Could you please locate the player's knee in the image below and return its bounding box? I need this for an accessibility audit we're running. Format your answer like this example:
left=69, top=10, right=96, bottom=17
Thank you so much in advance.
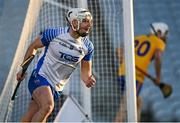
left=137, top=96, right=142, bottom=108
left=41, top=102, right=54, bottom=115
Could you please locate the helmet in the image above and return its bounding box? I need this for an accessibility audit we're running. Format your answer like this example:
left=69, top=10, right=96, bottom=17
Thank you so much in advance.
left=66, top=8, right=92, bottom=22
left=66, top=8, right=93, bottom=31
left=150, top=22, right=169, bottom=38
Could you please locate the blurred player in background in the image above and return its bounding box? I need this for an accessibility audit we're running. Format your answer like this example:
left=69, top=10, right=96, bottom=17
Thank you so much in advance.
left=115, top=22, right=169, bottom=122
left=16, top=8, right=96, bottom=122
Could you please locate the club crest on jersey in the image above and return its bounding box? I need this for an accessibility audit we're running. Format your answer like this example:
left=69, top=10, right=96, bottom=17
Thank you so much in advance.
left=59, top=51, right=79, bottom=62
left=77, top=47, right=83, bottom=54
left=70, top=45, right=74, bottom=50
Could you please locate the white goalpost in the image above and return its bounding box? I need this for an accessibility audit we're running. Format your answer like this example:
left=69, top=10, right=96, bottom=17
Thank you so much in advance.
left=123, top=0, right=137, bottom=121
left=0, top=0, right=137, bottom=122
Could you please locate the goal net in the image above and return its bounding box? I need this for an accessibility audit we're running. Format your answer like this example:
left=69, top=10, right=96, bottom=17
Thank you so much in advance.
left=0, top=0, right=136, bottom=122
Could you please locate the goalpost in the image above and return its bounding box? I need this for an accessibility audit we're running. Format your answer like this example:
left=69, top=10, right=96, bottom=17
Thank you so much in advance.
left=123, top=0, right=137, bottom=121
left=0, top=0, right=137, bottom=122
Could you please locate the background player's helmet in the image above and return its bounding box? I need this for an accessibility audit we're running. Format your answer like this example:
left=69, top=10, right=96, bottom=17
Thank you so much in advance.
left=150, top=22, right=169, bottom=39
left=66, top=8, right=93, bottom=31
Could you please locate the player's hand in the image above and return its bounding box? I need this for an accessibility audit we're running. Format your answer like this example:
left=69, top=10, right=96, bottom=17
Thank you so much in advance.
left=84, top=75, right=96, bottom=88
left=159, top=83, right=172, bottom=98
left=154, top=78, right=161, bottom=86
left=16, top=67, right=27, bottom=82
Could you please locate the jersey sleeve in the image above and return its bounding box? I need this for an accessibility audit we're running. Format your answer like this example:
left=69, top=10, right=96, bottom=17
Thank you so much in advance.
left=40, top=28, right=61, bottom=46
left=156, top=38, right=166, bottom=52
left=83, top=40, right=94, bottom=61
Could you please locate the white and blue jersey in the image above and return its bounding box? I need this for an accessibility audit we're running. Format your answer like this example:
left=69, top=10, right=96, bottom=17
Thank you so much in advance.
left=34, top=27, right=94, bottom=91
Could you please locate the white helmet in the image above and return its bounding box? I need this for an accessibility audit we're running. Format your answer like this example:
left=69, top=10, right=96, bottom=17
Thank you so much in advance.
left=66, top=8, right=93, bottom=31
left=150, top=22, right=169, bottom=38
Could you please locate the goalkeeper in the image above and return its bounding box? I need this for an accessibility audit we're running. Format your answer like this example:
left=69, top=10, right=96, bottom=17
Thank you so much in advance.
left=115, top=22, right=170, bottom=122
left=16, top=8, right=96, bottom=122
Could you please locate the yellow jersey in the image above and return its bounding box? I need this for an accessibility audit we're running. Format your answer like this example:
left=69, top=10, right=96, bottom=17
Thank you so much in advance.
left=118, top=35, right=166, bottom=83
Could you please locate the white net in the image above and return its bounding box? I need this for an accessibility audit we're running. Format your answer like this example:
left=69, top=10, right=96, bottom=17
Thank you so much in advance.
left=88, top=0, right=125, bottom=122
left=0, top=0, right=130, bottom=122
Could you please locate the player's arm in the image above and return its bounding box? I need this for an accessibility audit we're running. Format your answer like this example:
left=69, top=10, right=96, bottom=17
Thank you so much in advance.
left=116, top=47, right=124, bottom=65
left=23, top=37, right=44, bottom=62
left=154, top=48, right=163, bottom=85
left=16, top=37, right=44, bottom=81
left=81, top=60, right=96, bottom=88
left=154, top=48, right=173, bottom=98
left=17, top=28, right=59, bottom=81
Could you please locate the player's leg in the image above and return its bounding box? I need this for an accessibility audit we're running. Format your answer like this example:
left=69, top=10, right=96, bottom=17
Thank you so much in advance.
left=27, top=71, right=54, bottom=122
left=115, top=76, right=126, bottom=122
left=115, top=94, right=126, bottom=122
left=20, top=99, right=39, bottom=122
left=115, top=78, right=143, bottom=122
left=31, top=86, right=54, bottom=122
left=136, top=81, right=143, bottom=122
left=137, top=96, right=142, bottom=121
left=20, top=70, right=40, bottom=122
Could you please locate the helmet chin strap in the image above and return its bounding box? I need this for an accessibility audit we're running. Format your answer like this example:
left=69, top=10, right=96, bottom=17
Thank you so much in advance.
left=70, top=21, right=88, bottom=37
left=71, top=21, right=80, bottom=31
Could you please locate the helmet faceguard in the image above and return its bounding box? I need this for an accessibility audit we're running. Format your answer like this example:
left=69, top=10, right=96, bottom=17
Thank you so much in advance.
left=66, top=8, right=93, bottom=34
left=150, top=22, right=169, bottom=42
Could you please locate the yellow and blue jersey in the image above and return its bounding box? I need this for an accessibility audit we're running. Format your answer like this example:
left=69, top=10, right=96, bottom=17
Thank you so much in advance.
left=118, top=34, right=166, bottom=84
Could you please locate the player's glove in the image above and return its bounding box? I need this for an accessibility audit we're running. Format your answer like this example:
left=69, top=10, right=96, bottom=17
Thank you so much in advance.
left=159, top=83, right=172, bottom=98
